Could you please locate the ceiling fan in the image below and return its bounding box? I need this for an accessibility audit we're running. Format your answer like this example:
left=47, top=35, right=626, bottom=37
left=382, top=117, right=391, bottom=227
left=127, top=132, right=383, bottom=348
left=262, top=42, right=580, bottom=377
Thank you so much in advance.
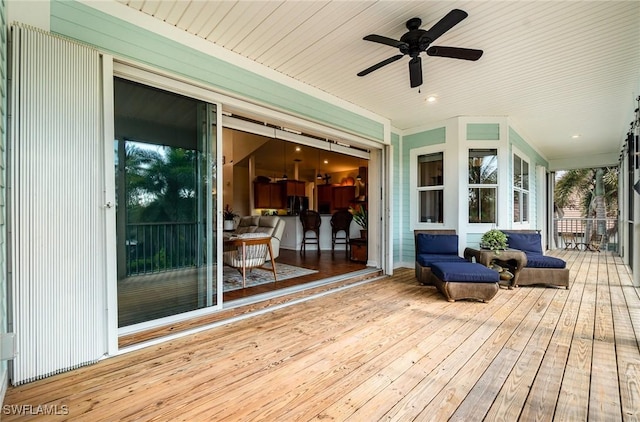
left=357, top=9, right=483, bottom=88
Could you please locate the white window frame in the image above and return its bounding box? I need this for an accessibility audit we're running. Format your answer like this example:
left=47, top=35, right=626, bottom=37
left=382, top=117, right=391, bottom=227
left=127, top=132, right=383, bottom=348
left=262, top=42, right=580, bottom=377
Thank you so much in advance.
left=417, top=151, right=444, bottom=224
left=512, top=150, right=531, bottom=226
left=468, top=148, right=499, bottom=224
left=410, top=145, right=447, bottom=229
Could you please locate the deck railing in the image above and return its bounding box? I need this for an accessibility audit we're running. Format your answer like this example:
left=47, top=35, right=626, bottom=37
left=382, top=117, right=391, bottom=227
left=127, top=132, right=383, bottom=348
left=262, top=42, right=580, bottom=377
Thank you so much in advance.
left=126, top=222, right=200, bottom=276
left=552, top=217, right=618, bottom=252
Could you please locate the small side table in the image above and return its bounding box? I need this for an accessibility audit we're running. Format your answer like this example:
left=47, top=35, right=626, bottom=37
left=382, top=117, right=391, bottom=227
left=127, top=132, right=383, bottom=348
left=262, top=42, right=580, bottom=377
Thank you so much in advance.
left=464, top=247, right=527, bottom=289
left=349, top=238, right=367, bottom=262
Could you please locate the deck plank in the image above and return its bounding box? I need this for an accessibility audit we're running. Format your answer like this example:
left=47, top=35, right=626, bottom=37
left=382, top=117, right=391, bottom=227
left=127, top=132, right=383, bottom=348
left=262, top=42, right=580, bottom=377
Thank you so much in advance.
left=554, top=251, right=598, bottom=421
left=3, top=250, right=639, bottom=422
left=587, top=253, right=622, bottom=421
left=448, top=287, right=551, bottom=421
left=518, top=251, right=592, bottom=421
left=610, top=255, right=640, bottom=420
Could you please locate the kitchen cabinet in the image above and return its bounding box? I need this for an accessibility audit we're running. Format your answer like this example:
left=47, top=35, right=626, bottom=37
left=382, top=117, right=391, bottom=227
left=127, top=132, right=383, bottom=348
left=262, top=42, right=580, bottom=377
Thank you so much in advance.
left=332, top=186, right=356, bottom=211
left=254, top=182, right=284, bottom=209
left=281, top=180, right=305, bottom=196
left=316, top=184, right=357, bottom=213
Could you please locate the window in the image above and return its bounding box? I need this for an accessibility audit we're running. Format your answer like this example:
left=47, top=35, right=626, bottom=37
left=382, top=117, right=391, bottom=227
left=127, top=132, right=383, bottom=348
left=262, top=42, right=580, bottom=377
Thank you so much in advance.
left=468, top=149, right=498, bottom=223
left=513, top=153, right=529, bottom=223
left=417, top=152, right=444, bottom=223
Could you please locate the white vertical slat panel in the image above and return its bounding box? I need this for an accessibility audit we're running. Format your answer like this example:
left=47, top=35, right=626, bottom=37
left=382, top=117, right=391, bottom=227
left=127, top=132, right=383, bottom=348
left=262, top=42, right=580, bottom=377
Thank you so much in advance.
left=9, top=25, right=106, bottom=385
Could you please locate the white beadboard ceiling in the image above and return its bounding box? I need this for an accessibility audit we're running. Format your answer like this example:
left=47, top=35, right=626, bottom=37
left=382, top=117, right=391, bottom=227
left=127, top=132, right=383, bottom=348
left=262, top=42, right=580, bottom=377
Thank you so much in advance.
left=116, top=0, right=640, bottom=165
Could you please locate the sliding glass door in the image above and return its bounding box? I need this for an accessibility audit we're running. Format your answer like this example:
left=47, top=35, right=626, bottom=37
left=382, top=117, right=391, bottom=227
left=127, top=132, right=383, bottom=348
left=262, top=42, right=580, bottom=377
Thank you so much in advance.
left=114, top=78, right=218, bottom=327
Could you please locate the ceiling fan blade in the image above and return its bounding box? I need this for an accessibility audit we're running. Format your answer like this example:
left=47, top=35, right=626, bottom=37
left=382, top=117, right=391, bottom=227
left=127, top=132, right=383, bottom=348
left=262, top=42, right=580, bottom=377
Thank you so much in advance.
left=357, top=54, right=404, bottom=77
left=424, top=9, right=468, bottom=43
left=426, top=46, right=483, bottom=61
left=363, top=34, right=408, bottom=49
left=409, top=56, right=423, bottom=88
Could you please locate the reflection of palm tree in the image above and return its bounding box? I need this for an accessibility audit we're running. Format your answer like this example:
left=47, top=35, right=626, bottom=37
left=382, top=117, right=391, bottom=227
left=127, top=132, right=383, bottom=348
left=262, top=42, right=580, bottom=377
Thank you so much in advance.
left=469, top=155, right=498, bottom=223
left=126, top=144, right=197, bottom=223
left=124, top=142, right=201, bottom=273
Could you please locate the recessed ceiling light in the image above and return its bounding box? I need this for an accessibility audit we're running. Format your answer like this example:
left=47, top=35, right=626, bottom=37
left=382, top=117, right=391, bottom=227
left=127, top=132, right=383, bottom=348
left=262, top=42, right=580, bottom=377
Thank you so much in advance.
left=295, top=146, right=301, bottom=152
left=323, top=159, right=329, bottom=164
left=426, top=95, right=437, bottom=103
left=572, top=134, right=581, bottom=139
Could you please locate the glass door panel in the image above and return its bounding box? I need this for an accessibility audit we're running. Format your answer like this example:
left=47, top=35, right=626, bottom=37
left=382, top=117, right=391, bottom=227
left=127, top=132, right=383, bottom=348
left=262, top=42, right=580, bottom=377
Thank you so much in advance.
left=114, top=78, right=217, bottom=327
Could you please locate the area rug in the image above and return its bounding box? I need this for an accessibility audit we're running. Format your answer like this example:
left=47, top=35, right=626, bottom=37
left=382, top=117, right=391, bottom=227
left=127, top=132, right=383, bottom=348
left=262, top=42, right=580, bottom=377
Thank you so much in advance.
left=223, top=262, right=318, bottom=292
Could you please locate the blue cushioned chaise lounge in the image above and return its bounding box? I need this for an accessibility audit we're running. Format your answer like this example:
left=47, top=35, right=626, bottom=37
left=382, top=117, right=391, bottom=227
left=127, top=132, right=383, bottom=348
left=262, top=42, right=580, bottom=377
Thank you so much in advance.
left=501, top=230, right=570, bottom=289
left=414, top=230, right=467, bottom=285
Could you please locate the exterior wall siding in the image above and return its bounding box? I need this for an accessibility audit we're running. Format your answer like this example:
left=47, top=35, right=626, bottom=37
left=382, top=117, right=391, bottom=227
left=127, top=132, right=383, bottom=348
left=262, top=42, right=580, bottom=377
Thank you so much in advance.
left=49, top=0, right=385, bottom=143
left=400, top=127, right=447, bottom=265
left=509, top=126, right=550, bottom=229
left=397, top=120, right=551, bottom=268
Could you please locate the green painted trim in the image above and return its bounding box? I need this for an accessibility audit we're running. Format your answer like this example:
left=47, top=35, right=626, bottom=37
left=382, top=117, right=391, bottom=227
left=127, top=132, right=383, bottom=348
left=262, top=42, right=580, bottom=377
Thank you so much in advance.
left=467, top=123, right=500, bottom=140
left=50, top=1, right=384, bottom=141
left=403, top=127, right=446, bottom=149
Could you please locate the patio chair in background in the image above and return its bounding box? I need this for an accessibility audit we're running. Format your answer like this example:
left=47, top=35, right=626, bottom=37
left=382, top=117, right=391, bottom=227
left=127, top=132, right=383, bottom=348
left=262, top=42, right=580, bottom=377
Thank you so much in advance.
left=560, top=232, right=578, bottom=250
left=585, top=233, right=604, bottom=252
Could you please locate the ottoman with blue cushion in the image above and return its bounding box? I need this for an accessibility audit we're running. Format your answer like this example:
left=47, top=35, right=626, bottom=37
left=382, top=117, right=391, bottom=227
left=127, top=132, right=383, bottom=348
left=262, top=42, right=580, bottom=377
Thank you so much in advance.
left=430, top=261, right=500, bottom=302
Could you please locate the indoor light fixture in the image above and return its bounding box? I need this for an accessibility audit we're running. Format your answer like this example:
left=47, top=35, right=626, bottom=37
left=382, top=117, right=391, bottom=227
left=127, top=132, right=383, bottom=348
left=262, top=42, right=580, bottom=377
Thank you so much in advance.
left=426, top=95, right=437, bottom=103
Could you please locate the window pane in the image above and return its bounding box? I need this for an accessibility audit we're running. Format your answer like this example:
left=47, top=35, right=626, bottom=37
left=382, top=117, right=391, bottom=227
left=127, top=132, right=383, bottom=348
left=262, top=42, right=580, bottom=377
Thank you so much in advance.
left=469, top=149, right=498, bottom=184
left=419, top=190, right=443, bottom=223
left=513, top=190, right=520, bottom=222
left=418, top=152, right=443, bottom=187
left=523, top=192, right=529, bottom=221
left=469, top=187, right=496, bottom=223
left=522, top=160, right=529, bottom=190
left=513, top=155, right=522, bottom=188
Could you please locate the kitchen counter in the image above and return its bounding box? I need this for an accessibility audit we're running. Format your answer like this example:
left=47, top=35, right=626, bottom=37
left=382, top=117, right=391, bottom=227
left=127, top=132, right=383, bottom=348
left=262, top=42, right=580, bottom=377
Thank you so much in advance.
left=279, top=214, right=362, bottom=251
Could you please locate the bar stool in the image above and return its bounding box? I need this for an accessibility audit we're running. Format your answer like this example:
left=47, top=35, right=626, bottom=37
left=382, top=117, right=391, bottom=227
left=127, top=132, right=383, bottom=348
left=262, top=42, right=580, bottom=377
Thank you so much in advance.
left=330, top=209, right=353, bottom=254
left=299, top=209, right=321, bottom=254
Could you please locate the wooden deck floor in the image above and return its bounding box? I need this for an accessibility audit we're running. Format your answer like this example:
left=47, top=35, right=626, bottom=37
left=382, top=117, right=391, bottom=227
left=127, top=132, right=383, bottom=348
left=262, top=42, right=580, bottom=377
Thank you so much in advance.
left=4, top=249, right=640, bottom=421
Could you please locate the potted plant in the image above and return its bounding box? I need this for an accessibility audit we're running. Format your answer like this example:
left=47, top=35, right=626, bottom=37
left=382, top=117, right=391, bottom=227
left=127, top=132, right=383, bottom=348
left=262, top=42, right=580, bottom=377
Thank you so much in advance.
left=349, top=204, right=368, bottom=239
left=480, top=229, right=507, bottom=253
left=223, top=204, right=238, bottom=230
